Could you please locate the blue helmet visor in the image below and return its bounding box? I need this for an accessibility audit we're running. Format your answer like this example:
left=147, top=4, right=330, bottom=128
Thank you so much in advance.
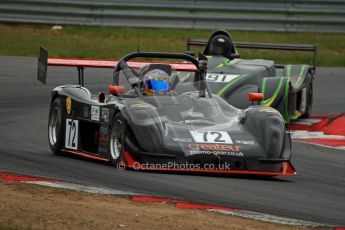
left=149, top=79, right=170, bottom=92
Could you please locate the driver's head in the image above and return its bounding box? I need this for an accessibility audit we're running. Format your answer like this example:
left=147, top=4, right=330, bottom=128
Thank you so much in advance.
left=140, top=67, right=171, bottom=95
left=205, top=33, right=235, bottom=59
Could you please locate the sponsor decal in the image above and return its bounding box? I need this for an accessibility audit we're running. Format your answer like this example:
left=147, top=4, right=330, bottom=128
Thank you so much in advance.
left=184, top=120, right=214, bottom=125
left=101, top=108, right=110, bottom=123
left=91, top=106, right=100, bottom=121
left=189, top=151, right=244, bottom=157
left=180, top=111, right=205, bottom=118
left=66, top=97, right=72, bottom=115
left=65, top=119, right=78, bottom=150
left=187, top=143, right=244, bottom=157
left=189, top=112, right=205, bottom=118
left=83, top=106, right=89, bottom=118
left=188, top=143, right=240, bottom=152
left=130, top=103, right=152, bottom=109
left=234, top=140, right=255, bottom=145
left=190, top=131, right=233, bottom=144
left=206, top=73, right=239, bottom=83
left=172, top=137, right=193, bottom=143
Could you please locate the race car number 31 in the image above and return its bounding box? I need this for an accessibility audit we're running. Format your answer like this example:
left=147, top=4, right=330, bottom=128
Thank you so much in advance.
left=190, top=131, right=233, bottom=144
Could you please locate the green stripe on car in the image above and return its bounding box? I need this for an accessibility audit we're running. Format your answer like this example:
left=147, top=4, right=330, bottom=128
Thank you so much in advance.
left=216, top=74, right=247, bottom=96
left=260, top=78, right=284, bottom=107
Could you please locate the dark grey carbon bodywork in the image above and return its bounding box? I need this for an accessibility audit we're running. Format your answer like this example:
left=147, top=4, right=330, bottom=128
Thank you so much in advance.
left=51, top=85, right=291, bottom=172
left=42, top=51, right=294, bottom=174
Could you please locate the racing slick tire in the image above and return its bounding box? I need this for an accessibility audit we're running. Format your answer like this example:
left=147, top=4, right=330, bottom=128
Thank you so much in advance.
left=109, top=113, right=127, bottom=168
left=301, top=80, right=313, bottom=118
left=48, top=97, right=65, bottom=155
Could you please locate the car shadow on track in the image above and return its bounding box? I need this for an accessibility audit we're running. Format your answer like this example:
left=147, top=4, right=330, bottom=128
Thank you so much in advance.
left=57, top=153, right=294, bottom=182
left=125, top=169, right=294, bottom=182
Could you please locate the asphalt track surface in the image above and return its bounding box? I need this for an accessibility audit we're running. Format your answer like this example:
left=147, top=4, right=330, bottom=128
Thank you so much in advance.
left=0, top=56, right=344, bottom=226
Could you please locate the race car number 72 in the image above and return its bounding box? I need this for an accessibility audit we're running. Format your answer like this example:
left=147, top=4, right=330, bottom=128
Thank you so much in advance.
left=65, top=119, right=78, bottom=150
left=190, top=131, right=233, bottom=144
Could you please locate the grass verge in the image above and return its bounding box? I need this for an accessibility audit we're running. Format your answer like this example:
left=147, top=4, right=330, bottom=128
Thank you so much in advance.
left=0, top=23, right=344, bottom=66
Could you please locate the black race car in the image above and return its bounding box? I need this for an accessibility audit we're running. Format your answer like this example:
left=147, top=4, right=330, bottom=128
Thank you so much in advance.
left=187, top=30, right=316, bottom=122
left=38, top=48, right=295, bottom=176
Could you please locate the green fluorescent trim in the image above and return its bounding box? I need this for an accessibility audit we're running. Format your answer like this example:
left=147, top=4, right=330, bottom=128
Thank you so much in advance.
left=283, top=79, right=290, bottom=122
left=289, top=111, right=302, bottom=120
left=228, top=58, right=241, bottom=66
left=261, top=78, right=267, bottom=99
left=215, top=59, right=230, bottom=68
left=216, top=74, right=246, bottom=96
left=286, top=65, right=292, bottom=80
left=215, top=58, right=241, bottom=68
left=260, top=77, right=284, bottom=107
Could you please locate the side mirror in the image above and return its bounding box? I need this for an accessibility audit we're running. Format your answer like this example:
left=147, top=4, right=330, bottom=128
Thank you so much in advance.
left=109, top=85, right=125, bottom=96
left=248, top=92, right=263, bottom=102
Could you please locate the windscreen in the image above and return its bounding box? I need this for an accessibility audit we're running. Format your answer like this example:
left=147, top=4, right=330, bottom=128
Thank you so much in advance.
left=114, top=65, right=208, bottom=97
left=114, top=66, right=239, bottom=126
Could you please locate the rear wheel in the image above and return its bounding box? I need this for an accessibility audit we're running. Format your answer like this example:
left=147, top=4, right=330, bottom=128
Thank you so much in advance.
left=109, top=113, right=126, bottom=167
left=48, top=97, right=65, bottom=155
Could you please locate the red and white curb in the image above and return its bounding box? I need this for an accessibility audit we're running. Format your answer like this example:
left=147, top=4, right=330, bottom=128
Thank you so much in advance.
left=288, top=113, right=345, bottom=150
left=130, top=196, right=327, bottom=227
left=0, top=172, right=338, bottom=228
left=0, top=172, right=140, bottom=196
left=25, top=181, right=141, bottom=196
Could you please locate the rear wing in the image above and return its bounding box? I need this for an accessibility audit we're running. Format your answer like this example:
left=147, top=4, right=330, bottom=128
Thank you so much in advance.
left=186, top=39, right=317, bottom=71
left=37, top=47, right=197, bottom=86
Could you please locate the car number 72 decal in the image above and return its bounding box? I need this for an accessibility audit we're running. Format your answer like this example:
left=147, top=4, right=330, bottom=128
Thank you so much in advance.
left=190, top=131, right=233, bottom=144
left=65, top=119, right=79, bottom=150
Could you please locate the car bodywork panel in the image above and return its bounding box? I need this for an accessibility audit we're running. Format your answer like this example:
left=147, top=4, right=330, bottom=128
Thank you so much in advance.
left=205, top=56, right=313, bottom=121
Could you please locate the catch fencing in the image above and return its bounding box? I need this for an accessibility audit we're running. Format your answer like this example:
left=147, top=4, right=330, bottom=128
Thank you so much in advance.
left=0, top=0, right=344, bottom=33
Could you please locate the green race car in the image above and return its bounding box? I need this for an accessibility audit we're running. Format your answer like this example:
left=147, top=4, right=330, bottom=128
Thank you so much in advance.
left=187, top=30, right=316, bottom=122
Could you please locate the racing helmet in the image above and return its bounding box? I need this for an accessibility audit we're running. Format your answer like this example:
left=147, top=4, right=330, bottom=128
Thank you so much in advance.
left=139, top=65, right=171, bottom=95
left=207, top=34, right=235, bottom=58
left=203, top=30, right=236, bottom=59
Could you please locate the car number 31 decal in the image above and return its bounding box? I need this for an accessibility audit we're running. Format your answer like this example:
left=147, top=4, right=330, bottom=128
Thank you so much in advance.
left=65, top=119, right=78, bottom=150
left=190, top=131, right=233, bottom=144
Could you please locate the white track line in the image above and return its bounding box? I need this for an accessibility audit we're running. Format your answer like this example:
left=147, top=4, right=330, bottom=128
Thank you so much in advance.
left=208, top=209, right=329, bottom=227
left=290, top=131, right=345, bottom=139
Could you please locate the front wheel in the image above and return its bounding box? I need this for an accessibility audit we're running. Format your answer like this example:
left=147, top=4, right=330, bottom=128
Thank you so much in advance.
left=48, top=97, right=65, bottom=155
left=109, top=113, right=126, bottom=167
